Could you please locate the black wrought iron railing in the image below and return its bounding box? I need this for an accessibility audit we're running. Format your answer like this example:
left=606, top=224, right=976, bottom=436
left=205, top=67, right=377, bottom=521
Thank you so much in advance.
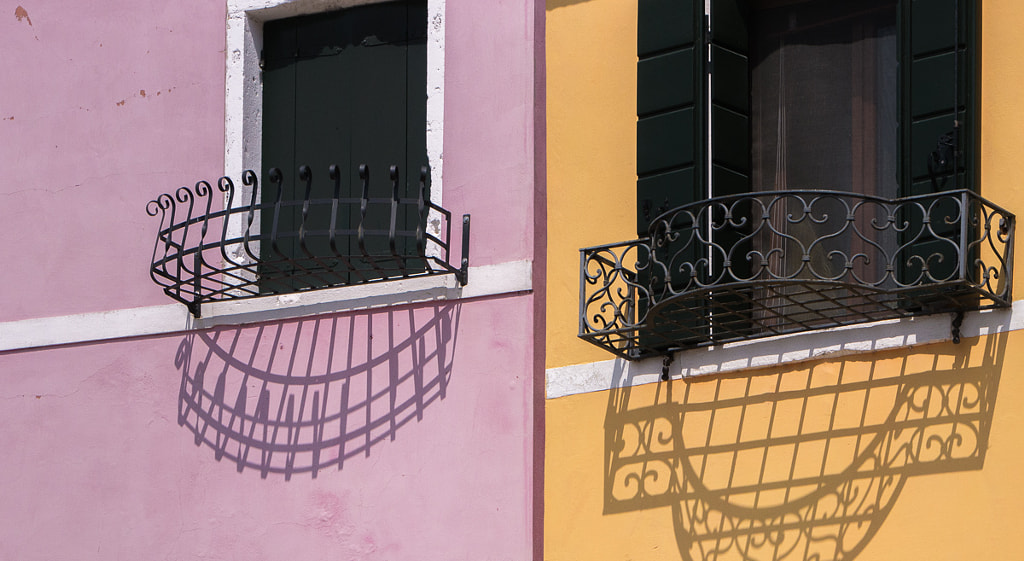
left=148, top=165, right=469, bottom=317
left=580, top=190, right=1014, bottom=360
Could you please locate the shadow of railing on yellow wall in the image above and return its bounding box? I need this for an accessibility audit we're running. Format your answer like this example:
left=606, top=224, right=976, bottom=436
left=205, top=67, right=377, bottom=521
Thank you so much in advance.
left=604, top=331, right=1006, bottom=561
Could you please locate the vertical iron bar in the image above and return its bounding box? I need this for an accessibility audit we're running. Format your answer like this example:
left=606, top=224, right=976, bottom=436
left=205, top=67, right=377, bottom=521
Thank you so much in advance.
left=388, top=165, right=406, bottom=276
left=298, top=165, right=312, bottom=258
left=192, top=249, right=202, bottom=318
left=445, top=202, right=453, bottom=261
left=326, top=164, right=361, bottom=283
left=1005, top=213, right=1016, bottom=303
left=358, top=165, right=384, bottom=278
left=460, top=214, right=471, bottom=285
left=579, top=248, right=587, bottom=337
left=417, top=166, right=428, bottom=256
left=268, top=168, right=286, bottom=266
left=241, top=171, right=261, bottom=269
left=356, top=165, right=371, bottom=268
left=960, top=190, right=969, bottom=282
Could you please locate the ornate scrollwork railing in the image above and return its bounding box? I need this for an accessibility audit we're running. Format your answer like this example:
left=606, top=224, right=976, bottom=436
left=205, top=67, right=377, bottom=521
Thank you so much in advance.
left=581, top=190, right=1014, bottom=359
left=148, top=165, right=470, bottom=317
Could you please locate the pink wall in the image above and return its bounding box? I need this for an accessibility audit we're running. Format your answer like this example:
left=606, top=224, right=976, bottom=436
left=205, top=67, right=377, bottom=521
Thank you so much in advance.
left=0, top=0, right=543, bottom=558
left=442, top=1, right=540, bottom=267
left=0, top=299, right=534, bottom=560
left=0, top=0, right=226, bottom=321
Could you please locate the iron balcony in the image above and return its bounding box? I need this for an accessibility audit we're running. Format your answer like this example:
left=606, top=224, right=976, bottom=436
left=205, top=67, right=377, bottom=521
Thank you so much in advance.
left=148, top=164, right=470, bottom=317
left=580, top=190, right=1014, bottom=360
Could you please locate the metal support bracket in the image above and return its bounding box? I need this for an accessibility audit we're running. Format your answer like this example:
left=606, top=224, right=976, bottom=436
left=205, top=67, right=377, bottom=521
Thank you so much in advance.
left=951, top=311, right=965, bottom=344
left=661, top=354, right=674, bottom=381
left=460, top=214, right=471, bottom=286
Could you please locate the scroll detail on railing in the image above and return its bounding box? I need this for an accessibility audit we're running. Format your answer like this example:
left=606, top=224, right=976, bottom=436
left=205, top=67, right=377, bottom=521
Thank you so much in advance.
left=581, top=190, right=1014, bottom=359
left=148, top=164, right=470, bottom=317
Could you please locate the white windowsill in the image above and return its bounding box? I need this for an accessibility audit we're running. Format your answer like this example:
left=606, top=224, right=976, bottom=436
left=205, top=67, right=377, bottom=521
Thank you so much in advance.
left=546, top=300, right=1024, bottom=399
left=0, top=260, right=532, bottom=352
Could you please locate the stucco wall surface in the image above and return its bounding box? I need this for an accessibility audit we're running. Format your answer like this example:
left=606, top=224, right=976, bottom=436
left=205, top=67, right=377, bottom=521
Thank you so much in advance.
left=0, top=0, right=227, bottom=322
left=545, top=333, right=1024, bottom=560
left=545, top=0, right=637, bottom=369
left=0, top=0, right=543, bottom=558
left=0, top=297, right=534, bottom=560
left=544, top=0, right=1024, bottom=559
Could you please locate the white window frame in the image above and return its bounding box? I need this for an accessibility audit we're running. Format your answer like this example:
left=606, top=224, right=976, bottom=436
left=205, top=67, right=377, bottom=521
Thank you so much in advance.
left=224, top=0, right=447, bottom=255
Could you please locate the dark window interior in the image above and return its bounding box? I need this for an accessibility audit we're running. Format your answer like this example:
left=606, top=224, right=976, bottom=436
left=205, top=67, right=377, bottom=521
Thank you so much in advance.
left=747, top=0, right=898, bottom=285
left=750, top=0, right=898, bottom=198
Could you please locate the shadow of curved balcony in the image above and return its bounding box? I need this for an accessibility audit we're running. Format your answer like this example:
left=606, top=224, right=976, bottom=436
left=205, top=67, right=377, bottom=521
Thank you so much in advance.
left=580, top=190, right=1014, bottom=359
left=604, top=331, right=1007, bottom=561
left=176, top=301, right=461, bottom=479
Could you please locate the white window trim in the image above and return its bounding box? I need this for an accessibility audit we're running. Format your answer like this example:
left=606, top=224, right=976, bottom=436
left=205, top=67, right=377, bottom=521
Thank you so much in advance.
left=215, top=0, right=453, bottom=315
left=225, top=0, right=445, bottom=203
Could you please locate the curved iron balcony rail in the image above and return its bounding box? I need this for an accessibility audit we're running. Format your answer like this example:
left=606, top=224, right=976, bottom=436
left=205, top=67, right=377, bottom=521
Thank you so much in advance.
left=581, top=190, right=1014, bottom=360
left=148, top=165, right=469, bottom=317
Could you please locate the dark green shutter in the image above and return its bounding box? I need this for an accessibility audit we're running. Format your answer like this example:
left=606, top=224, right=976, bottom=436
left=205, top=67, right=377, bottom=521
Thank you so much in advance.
left=636, top=0, right=706, bottom=350
left=636, top=0, right=705, bottom=236
left=261, top=1, right=427, bottom=292
left=709, top=0, right=751, bottom=199
left=900, top=0, right=977, bottom=285
left=901, top=0, right=976, bottom=196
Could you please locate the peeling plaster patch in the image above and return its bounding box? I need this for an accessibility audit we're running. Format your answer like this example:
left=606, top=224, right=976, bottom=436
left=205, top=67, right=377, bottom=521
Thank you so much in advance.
left=277, top=294, right=301, bottom=305
left=117, top=88, right=171, bottom=106
left=15, top=6, right=31, bottom=25
left=2, top=116, right=12, bottom=121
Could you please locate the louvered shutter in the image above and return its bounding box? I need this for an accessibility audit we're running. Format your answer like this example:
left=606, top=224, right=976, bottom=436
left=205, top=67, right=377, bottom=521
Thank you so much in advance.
left=900, top=0, right=977, bottom=285
left=261, top=1, right=427, bottom=292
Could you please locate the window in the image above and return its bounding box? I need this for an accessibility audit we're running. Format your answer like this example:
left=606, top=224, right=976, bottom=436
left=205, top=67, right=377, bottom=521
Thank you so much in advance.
left=144, top=0, right=465, bottom=317
left=637, top=0, right=976, bottom=229
left=579, top=0, right=1010, bottom=361
left=629, top=0, right=978, bottom=344
left=259, top=0, right=428, bottom=292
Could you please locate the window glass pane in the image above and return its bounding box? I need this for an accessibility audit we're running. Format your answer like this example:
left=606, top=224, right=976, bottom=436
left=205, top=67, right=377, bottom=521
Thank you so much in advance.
left=750, top=0, right=897, bottom=198
left=747, top=0, right=899, bottom=329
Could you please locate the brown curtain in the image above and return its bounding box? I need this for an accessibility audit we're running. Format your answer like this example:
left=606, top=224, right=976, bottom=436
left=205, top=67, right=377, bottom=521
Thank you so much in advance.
left=747, top=0, right=897, bottom=328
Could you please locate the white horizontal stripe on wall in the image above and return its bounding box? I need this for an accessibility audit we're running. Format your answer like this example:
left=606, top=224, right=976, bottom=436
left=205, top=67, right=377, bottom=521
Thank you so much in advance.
left=0, top=260, right=532, bottom=352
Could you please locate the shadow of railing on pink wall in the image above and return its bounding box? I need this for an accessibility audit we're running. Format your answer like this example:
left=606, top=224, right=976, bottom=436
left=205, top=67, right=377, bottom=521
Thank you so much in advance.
left=175, top=301, right=461, bottom=479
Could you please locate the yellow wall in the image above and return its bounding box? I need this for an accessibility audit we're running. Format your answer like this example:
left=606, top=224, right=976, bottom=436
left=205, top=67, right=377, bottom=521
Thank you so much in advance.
left=546, top=333, right=1024, bottom=560
left=546, top=0, right=1024, bottom=559
left=546, top=0, right=638, bottom=369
